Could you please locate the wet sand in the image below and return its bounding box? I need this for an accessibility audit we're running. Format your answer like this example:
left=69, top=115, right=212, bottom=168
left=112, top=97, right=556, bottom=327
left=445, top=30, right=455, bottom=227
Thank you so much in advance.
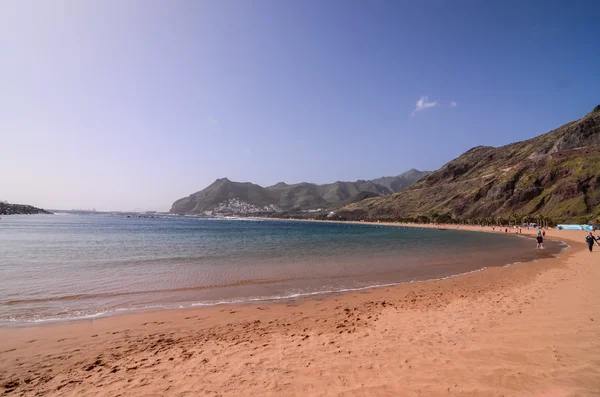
left=1, top=226, right=599, bottom=396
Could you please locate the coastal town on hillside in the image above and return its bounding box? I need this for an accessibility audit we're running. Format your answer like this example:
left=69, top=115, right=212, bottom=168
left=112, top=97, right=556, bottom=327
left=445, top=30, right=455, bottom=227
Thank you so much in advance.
left=208, top=198, right=282, bottom=216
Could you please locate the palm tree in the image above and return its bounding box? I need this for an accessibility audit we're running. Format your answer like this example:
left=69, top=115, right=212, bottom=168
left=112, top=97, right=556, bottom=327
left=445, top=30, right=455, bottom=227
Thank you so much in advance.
left=535, top=214, right=550, bottom=228
left=542, top=215, right=552, bottom=228
left=516, top=213, right=524, bottom=226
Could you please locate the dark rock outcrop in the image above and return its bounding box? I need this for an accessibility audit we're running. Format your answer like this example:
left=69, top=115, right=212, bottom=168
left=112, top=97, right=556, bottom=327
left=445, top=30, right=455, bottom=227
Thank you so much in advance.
left=0, top=202, right=52, bottom=215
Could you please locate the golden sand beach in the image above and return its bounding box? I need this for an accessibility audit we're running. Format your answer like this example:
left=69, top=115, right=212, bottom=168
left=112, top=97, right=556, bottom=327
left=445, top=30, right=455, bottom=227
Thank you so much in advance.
left=1, top=226, right=599, bottom=396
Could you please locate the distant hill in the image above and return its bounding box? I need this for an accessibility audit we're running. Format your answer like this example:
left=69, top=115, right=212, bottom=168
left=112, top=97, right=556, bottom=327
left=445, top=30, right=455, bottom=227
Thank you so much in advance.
left=338, top=106, right=600, bottom=224
left=170, top=178, right=277, bottom=215
left=169, top=170, right=429, bottom=215
left=370, top=169, right=431, bottom=192
left=0, top=202, right=52, bottom=215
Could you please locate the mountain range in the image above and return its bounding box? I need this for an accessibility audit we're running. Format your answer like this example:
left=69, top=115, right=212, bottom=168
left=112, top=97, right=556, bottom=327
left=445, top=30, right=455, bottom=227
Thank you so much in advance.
left=338, top=106, right=600, bottom=224
left=169, top=170, right=431, bottom=215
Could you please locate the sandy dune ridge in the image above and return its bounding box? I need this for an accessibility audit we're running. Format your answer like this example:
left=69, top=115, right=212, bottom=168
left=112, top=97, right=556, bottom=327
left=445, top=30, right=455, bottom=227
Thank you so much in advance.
left=1, top=226, right=599, bottom=396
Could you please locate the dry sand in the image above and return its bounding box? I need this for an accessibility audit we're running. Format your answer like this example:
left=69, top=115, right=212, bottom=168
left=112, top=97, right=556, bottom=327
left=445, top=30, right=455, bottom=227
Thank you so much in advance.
left=1, top=226, right=600, bottom=396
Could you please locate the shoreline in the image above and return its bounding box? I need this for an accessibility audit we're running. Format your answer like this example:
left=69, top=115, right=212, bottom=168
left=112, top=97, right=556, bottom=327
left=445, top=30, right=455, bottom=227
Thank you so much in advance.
left=1, top=223, right=565, bottom=328
left=2, top=226, right=599, bottom=395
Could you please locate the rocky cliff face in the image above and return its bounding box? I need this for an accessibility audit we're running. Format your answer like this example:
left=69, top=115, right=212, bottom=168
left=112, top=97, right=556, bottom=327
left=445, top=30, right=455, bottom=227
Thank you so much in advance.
left=169, top=170, right=429, bottom=215
left=338, top=107, right=600, bottom=223
left=0, top=202, right=52, bottom=215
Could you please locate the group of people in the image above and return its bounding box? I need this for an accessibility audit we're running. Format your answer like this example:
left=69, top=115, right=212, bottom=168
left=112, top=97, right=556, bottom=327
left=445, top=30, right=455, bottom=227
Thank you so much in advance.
left=586, top=232, right=600, bottom=252
left=467, top=224, right=598, bottom=252
left=537, top=229, right=599, bottom=252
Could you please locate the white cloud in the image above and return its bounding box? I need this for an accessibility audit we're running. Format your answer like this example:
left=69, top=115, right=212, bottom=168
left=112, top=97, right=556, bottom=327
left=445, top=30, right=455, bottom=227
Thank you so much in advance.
left=450, top=101, right=458, bottom=108
left=412, top=96, right=438, bottom=116
left=208, top=116, right=219, bottom=125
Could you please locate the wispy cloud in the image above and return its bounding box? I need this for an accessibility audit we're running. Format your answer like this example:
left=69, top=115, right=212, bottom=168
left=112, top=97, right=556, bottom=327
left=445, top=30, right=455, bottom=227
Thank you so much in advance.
left=208, top=116, right=219, bottom=126
left=450, top=101, right=458, bottom=108
left=412, top=96, right=438, bottom=116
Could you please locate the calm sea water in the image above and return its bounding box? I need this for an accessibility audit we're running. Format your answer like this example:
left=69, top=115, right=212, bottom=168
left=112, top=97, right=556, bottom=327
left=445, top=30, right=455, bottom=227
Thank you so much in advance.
left=0, top=214, right=563, bottom=325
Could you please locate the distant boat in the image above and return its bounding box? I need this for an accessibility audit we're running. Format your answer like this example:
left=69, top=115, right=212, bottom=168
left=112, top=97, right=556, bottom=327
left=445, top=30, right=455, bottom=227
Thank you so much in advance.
left=437, top=227, right=447, bottom=231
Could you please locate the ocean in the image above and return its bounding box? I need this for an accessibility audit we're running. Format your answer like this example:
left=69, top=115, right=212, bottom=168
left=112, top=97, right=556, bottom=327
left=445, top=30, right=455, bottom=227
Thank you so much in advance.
left=0, top=213, right=563, bottom=325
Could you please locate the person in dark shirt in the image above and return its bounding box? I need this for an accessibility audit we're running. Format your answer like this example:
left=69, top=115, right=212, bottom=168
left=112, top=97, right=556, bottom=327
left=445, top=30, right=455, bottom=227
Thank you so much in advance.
left=536, top=234, right=544, bottom=249
left=586, top=232, right=599, bottom=252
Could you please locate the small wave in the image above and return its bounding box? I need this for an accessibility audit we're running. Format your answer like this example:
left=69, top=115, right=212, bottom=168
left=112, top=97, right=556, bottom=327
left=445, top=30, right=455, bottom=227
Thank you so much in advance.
left=3, top=311, right=108, bottom=324
left=3, top=278, right=296, bottom=306
left=0, top=304, right=172, bottom=326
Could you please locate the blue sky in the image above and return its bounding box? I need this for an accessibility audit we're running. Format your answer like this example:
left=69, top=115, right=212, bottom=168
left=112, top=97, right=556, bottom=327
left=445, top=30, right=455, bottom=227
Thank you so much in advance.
left=1, top=0, right=599, bottom=211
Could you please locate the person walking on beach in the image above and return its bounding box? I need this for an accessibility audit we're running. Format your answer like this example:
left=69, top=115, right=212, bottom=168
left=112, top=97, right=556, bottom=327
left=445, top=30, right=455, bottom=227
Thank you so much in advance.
left=586, top=232, right=599, bottom=252
left=536, top=233, right=544, bottom=249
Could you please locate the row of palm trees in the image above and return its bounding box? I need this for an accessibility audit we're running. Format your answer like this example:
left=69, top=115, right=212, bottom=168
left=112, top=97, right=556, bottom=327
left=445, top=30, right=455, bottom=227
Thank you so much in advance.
left=441, top=213, right=555, bottom=227
left=509, top=213, right=553, bottom=228
left=361, top=213, right=598, bottom=227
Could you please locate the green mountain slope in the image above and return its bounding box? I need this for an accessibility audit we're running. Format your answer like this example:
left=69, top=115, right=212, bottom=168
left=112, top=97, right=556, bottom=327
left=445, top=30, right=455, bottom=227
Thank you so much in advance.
left=266, top=182, right=329, bottom=209
left=338, top=107, right=600, bottom=223
left=316, top=181, right=391, bottom=204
